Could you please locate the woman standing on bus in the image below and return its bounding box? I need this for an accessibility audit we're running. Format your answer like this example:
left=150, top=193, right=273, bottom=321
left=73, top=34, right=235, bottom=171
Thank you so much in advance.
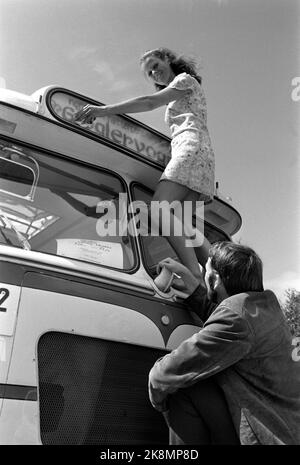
left=75, top=48, right=215, bottom=290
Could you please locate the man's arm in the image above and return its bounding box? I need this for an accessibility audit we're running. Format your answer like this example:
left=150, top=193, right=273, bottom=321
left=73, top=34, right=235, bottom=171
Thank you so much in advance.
left=149, top=305, right=253, bottom=411
left=156, top=258, right=214, bottom=322
left=184, top=283, right=217, bottom=322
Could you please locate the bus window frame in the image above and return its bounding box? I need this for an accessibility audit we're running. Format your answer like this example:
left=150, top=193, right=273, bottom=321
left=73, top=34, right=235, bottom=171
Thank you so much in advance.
left=0, top=154, right=38, bottom=202
left=0, top=134, right=141, bottom=275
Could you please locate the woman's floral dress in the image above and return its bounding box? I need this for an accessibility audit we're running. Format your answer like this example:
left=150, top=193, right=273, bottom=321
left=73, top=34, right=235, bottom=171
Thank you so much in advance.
left=161, top=72, right=215, bottom=202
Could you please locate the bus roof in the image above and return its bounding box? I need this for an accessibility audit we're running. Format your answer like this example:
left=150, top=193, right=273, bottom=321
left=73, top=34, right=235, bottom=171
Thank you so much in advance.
left=0, top=85, right=242, bottom=236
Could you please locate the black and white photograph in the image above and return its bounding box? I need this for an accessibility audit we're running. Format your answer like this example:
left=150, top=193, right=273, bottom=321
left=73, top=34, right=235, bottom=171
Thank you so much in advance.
left=0, top=0, right=299, bottom=453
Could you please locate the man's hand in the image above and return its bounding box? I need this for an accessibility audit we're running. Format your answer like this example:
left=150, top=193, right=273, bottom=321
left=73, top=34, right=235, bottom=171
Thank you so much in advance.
left=148, top=370, right=170, bottom=413
left=157, top=257, right=202, bottom=295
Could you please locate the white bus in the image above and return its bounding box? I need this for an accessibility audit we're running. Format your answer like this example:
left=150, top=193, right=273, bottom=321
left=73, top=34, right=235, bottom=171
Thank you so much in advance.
left=0, top=85, right=242, bottom=445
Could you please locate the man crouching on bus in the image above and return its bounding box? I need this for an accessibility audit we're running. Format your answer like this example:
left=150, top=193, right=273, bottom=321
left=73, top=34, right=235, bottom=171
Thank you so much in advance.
left=148, top=242, right=300, bottom=445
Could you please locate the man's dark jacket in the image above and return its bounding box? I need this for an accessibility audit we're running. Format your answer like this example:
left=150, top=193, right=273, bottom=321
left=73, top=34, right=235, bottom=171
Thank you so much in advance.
left=149, top=287, right=300, bottom=444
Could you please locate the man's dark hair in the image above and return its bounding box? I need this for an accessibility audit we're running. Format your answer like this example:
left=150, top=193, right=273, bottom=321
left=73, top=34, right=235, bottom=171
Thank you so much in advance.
left=209, top=242, right=264, bottom=296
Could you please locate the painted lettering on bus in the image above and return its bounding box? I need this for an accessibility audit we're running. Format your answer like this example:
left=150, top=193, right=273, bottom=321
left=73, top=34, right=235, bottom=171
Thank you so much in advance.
left=50, top=94, right=171, bottom=166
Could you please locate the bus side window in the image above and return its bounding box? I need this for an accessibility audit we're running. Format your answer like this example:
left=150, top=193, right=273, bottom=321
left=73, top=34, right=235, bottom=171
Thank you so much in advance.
left=0, top=138, right=137, bottom=272
left=131, top=184, right=178, bottom=278
left=131, top=184, right=231, bottom=278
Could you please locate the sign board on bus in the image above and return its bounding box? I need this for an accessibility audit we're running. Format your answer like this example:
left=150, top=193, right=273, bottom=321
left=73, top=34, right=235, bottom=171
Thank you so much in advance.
left=48, top=92, right=171, bottom=167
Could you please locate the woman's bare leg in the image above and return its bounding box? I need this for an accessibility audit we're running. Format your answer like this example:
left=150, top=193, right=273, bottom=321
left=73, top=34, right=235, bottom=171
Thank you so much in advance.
left=151, top=180, right=205, bottom=279
left=182, top=190, right=211, bottom=268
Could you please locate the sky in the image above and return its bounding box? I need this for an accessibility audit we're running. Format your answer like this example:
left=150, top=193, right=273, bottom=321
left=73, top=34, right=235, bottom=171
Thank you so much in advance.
left=0, top=0, right=299, bottom=300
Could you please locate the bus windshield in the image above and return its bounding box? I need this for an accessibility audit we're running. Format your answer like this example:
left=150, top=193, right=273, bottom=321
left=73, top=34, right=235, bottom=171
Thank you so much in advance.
left=0, top=139, right=136, bottom=271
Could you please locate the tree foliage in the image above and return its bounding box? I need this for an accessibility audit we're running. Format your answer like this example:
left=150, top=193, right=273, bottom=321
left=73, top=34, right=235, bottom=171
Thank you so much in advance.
left=281, top=288, right=300, bottom=336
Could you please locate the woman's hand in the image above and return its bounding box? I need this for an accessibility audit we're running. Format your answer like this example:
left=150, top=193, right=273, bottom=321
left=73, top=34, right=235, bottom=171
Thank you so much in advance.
left=74, top=105, right=106, bottom=124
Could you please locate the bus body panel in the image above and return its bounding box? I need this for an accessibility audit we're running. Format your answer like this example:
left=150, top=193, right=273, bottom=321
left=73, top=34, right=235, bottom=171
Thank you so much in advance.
left=1, top=264, right=201, bottom=444
left=8, top=286, right=165, bottom=386
left=0, top=399, right=39, bottom=445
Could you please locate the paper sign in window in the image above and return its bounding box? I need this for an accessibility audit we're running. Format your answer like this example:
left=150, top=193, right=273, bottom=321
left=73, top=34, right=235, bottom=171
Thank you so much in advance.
left=56, top=239, right=123, bottom=269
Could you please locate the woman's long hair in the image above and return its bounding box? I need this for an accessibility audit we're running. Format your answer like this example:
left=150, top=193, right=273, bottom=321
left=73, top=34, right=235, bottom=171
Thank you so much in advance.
left=140, top=47, right=202, bottom=91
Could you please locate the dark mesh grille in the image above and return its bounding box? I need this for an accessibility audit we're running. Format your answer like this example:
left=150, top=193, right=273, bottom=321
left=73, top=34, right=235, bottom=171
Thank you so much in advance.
left=37, top=332, right=169, bottom=445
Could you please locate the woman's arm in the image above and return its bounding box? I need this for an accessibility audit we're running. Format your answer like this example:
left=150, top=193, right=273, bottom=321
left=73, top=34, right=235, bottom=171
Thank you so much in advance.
left=74, top=86, right=191, bottom=123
